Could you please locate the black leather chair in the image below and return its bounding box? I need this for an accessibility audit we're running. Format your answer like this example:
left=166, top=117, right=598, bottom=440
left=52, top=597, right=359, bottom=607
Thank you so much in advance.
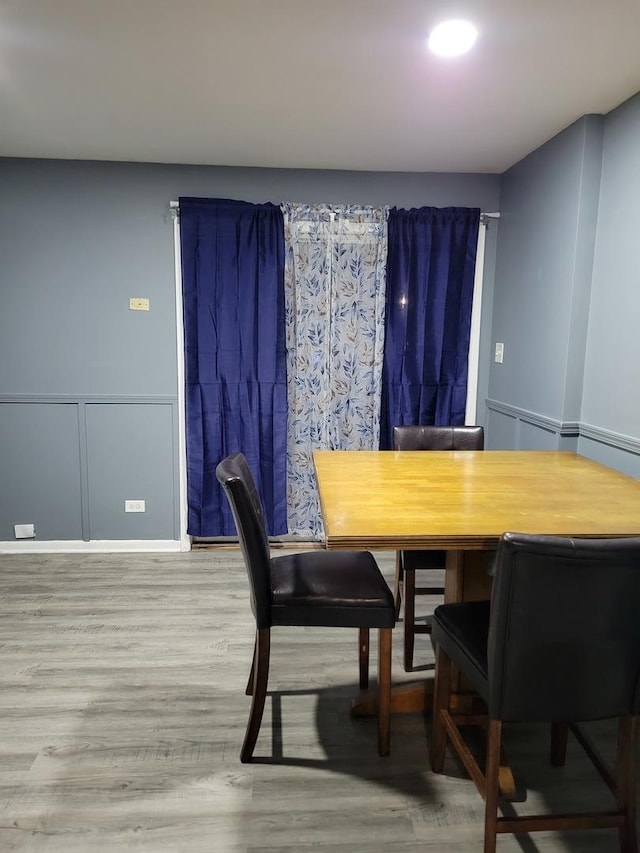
left=430, top=532, right=640, bottom=853
left=216, top=452, right=395, bottom=762
left=392, top=424, right=485, bottom=671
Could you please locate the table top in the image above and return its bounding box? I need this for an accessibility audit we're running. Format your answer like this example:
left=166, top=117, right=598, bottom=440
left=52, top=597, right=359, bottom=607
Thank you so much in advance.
left=313, top=450, right=640, bottom=550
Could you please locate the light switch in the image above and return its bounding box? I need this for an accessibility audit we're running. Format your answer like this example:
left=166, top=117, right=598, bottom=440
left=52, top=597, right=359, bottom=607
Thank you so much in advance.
left=129, top=297, right=150, bottom=311
left=494, top=342, right=504, bottom=364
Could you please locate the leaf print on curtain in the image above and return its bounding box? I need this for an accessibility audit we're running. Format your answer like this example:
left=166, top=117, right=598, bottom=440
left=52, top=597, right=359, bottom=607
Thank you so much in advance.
left=283, top=204, right=388, bottom=538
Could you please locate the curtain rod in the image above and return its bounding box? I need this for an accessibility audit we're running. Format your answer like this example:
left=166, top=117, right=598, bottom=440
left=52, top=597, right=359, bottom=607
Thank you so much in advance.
left=170, top=201, right=500, bottom=217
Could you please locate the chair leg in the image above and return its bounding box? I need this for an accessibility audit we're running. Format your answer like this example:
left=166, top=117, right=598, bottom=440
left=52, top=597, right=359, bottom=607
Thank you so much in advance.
left=377, top=627, right=392, bottom=757
left=430, top=645, right=451, bottom=772
left=617, top=716, right=639, bottom=853
left=550, top=722, right=569, bottom=766
left=245, top=637, right=257, bottom=696
left=393, top=552, right=404, bottom=619
left=240, top=627, right=270, bottom=763
left=403, top=568, right=416, bottom=670
left=359, top=627, right=370, bottom=690
left=483, top=719, right=502, bottom=853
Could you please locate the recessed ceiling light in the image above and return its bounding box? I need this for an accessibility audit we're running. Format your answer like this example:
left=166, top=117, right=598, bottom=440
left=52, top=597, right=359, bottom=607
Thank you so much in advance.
left=427, top=19, right=478, bottom=57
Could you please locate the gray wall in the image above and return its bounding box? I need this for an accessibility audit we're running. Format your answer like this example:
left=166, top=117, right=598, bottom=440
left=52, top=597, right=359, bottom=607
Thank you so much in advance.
left=488, top=92, right=640, bottom=478
left=0, top=158, right=500, bottom=543
left=487, top=114, right=602, bottom=449
left=578, top=93, right=640, bottom=472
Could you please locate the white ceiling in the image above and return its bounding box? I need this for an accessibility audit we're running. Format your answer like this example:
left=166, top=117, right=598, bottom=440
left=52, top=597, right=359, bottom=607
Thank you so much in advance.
left=2, top=0, right=640, bottom=174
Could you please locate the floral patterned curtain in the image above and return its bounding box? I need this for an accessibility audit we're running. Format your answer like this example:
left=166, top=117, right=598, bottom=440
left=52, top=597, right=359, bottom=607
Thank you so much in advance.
left=282, top=204, right=388, bottom=538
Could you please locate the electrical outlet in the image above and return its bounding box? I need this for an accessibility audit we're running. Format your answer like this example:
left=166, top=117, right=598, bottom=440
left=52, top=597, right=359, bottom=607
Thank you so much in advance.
left=129, top=297, right=150, bottom=311
left=14, top=523, right=36, bottom=539
left=124, top=500, right=146, bottom=513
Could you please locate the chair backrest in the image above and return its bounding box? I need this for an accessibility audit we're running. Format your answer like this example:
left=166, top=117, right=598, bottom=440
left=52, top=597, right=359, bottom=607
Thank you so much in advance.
left=215, top=453, right=272, bottom=628
left=392, top=424, right=484, bottom=451
left=488, top=532, right=640, bottom=723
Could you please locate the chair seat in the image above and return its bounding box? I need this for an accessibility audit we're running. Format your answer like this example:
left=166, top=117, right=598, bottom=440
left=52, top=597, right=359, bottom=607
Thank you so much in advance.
left=432, top=601, right=490, bottom=702
left=271, top=550, right=395, bottom=628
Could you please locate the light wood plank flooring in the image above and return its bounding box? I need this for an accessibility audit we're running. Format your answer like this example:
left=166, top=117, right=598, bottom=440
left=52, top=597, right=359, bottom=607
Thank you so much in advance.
left=0, top=549, right=634, bottom=852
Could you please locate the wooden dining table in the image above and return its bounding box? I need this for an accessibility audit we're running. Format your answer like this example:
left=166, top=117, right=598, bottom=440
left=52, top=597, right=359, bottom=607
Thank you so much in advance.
left=313, top=449, right=640, bottom=715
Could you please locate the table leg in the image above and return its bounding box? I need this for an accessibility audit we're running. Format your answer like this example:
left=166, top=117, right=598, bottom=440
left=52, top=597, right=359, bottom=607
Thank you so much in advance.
left=446, top=548, right=494, bottom=603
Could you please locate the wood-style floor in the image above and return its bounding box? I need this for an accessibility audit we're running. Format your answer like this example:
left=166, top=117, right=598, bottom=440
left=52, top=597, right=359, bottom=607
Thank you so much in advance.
left=0, top=549, right=633, bottom=852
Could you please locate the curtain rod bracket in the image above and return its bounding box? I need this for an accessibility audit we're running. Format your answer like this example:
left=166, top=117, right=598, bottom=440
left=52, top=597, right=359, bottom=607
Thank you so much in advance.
left=480, top=211, right=500, bottom=227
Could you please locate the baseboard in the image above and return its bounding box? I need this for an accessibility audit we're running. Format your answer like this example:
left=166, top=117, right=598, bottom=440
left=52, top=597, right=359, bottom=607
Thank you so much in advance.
left=0, top=539, right=190, bottom=554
